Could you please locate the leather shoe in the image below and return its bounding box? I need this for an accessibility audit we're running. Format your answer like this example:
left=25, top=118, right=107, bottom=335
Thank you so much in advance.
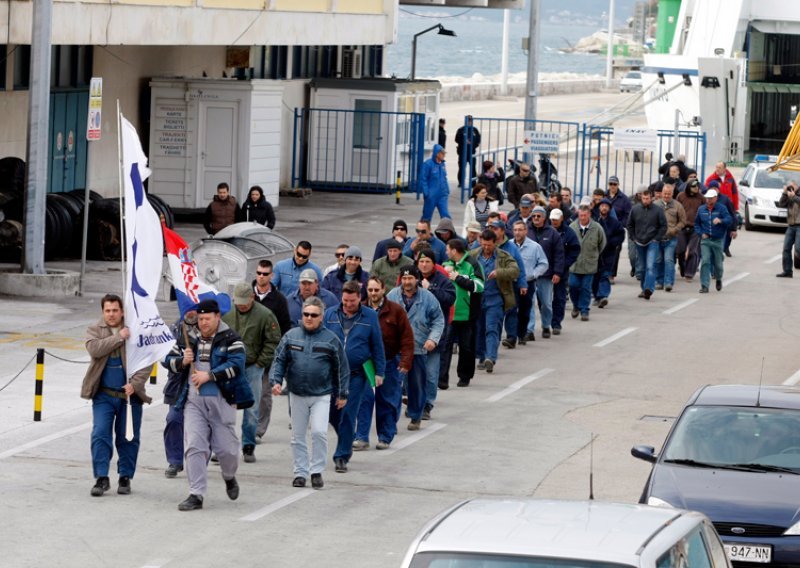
left=457, top=379, right=470, bottom=387
left=178, top=494, right=203, bottom=511
left=117, top=476, right=131, bottom=495
left=438, top=381, right=449, bottom=390
left=165, top=464, right=183, bottom=478
left=542, top=328, right=551, bottom=338
left=292, top=476, right=307, bottom=488
left=224, top=477, right=239, bottom=500
left=334, top=458, right=348, bottom=473
left=699, top=286, right=709, bottom=293
left=777, top=272, right=793, bottom=278
left=311, top=474, right=324, bottom=489
left=90, top=476, right=110, bottom=497
left=715, top=279, right=723, bottom=291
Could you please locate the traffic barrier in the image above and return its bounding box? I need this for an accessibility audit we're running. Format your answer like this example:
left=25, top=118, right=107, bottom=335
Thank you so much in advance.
left=33, top=348, right=44, bottom=421
left=150, top=362, right=158, bottom=385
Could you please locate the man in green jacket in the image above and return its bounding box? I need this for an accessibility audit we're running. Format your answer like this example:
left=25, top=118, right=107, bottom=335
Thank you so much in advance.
left=469, top=229, right=520, bottom=373
left=443, top=239, right=484, bottom=387
left=223, top=281, right=282, bottom=463
left=569, top=205, right=607, bottom=321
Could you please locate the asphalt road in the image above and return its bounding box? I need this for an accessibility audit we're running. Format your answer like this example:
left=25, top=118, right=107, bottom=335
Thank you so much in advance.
left=1, top=92, right=797, bottom=568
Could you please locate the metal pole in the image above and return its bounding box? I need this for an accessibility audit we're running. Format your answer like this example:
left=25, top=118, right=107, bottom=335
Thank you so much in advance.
left=117, top=103, right=126, bottom=295
left=22, top=0, right=53, bottom=275
left=411, top=36, right=418, bottom=80
left=501, top=9, right=510, bottom=96
left=674, top=108, right=681, bottom=158
left=605, top=0, right=615, bottom=89
left=78, top=183, right=91, bottom=295
left=524, top=0, right=541, bottom=122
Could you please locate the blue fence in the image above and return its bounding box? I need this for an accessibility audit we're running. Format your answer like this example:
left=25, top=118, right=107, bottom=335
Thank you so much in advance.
left=292, top=108, right=426, bottom=194
left=459, top=116, right=707, bottom=202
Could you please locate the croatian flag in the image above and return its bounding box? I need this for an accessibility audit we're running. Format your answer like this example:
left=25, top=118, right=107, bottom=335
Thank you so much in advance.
left=121, top=115, right=176, bottom=377
left=164, top=225, right=232, bottom=318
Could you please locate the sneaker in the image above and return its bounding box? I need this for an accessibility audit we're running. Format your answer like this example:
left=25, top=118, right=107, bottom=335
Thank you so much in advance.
left=224, top=477, right=239, bottom=500
left=517, top=337, right=527, bottom=346
left=716, top=279, right=723, bottom=291
left=592, top=299, right=599, bottom=306
left=178, top=494, right=203, bottom=511
left=438, top=381, right=449, bottom=390
left=408, top=420, right=421, bottom=431
left=90, top=476, right=110, bottom=497
left=597, top=298, right=608, bottom=308
left=243, top=445, right=256, bottom=463
left=552, top=328, right=561, bottom=335
left=117, top=476, right=131, bottom=495
left=375, top=441, right=391, bottom=450
left=165, top=464, right=183, bottom=478
left=422, top=406, right=432, bottom=421
left=524, top=332, right=536, bottom=342
left=644, top=289, right=652, bottom=300
left=580, top=313, right=589, bottom=322
left=571, top=308, right=579, bottom=319
left=311, top=473, right=324, bottom=489
left=292, top=476, right=307, bottom=488
left=476, top=361, right=486, bottom=371
left=699, top=286, right=709, bottom=293
left=501, top=338, right=516, bottom=349
left=352, top=439, right=369, bottom=451
left=484, top=360, right=494, bottom=373
left=655, top=284, right=664, bottom=290
left=334, top=458, right=348, bottom=473
left=542, top=328, right=551, bottom=338
left=457, top=378, right=470, bottom=387
left=665, top=286, right=673, bottom=292
left=777, top=272, right=793, bottom=278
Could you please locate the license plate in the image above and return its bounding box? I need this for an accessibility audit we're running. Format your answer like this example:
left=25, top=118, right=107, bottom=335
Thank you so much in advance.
left=724, top=543, right=772, bottom=563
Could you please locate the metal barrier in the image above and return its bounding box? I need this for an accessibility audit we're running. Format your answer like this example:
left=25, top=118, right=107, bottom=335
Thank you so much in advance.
left=292, top=108, right=426, bottom=194
left=462, top=116, right=707, bottom=202
left=459, top=116, right=583, bottom=203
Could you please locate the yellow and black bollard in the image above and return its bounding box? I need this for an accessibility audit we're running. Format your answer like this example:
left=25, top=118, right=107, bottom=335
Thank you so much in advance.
left=33, top=348, right=44, bottom=421
left=150, top=362, right=158, bottom=385
left=396, top=170, right=402, bottom=205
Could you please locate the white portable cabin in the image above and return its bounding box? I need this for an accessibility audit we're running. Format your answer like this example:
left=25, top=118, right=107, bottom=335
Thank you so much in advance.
left=148, top=78, right=283, bottom=210
left=306, top=78, right=441, bottom=192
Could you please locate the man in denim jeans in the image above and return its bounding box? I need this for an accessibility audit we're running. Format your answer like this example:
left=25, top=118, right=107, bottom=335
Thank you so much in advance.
left=626, top=190, right=667, bottom=300
left=655, top=184, right=686, bottom=292
left=777, top=181, right=800, bottom=278
left=223, top=282, right=281, bottom=464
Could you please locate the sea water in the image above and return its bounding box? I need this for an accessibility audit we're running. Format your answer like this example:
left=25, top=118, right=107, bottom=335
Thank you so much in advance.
left=386, top=17, right=605, bottom=81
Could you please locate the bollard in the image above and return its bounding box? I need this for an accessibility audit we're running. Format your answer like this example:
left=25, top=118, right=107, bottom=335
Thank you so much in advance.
left=33, top=348, right=44, bottom=421
left=396, top=170, right=401, bottom=205
left=150, top=362, right=158, bottom=385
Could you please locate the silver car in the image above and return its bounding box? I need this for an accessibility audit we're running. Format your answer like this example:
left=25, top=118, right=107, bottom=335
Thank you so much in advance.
left=401, top=499, right=730, bottom=567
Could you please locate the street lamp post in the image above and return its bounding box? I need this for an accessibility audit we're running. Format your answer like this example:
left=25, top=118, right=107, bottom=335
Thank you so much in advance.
left=411, top=24, right=456, bottom=80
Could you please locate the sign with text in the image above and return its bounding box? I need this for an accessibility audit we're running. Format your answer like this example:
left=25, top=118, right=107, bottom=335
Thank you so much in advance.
left=524, top=130, right=560, bottom=154
left=614, top=128, right=658, bottom=152
left=87, top=77, right=103, bottom=141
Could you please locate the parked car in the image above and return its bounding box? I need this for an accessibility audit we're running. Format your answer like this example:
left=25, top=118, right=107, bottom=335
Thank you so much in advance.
left=401, top=498, right=730, bottom=567
left=739, top=155, right=800, bottom=229
left=632, top=385, right=800, bottom=567
left=620, top=71, right=643, bottom=93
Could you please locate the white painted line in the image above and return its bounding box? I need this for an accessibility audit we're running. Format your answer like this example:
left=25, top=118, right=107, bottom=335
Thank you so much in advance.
left=765, top=254, right=782, bottom=264
left=0, top=400, right=163, bottom=461
left=662, top=298, right=699, bottom=315
left=240, top=489, right=315, bottom=522
left=486, top=368, right=555, bottom=403
left=593, top=327, right=637, bottom=348
left=722, top=272, right=750, bottom=287
left=783, top=369, right=800, bottom=386
left=381, top=422, right=447, bottom=456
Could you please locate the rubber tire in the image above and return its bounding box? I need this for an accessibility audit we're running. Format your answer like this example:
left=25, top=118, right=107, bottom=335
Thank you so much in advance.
left=744, top=204, right=755, bottom=231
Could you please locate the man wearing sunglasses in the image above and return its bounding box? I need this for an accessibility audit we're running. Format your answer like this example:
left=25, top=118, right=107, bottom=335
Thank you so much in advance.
left=323, top=244, right=349, bottom=277
left=273, top=241, right=323, bottom=296
left=269, top=297, right=349, bottom=490
left=403, top=220, right=447, bottom=265
left=252, top=259, right=291, bottom=336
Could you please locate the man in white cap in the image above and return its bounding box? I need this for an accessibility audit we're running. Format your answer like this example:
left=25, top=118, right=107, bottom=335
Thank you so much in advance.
left=222, top=282, right=281, bottom=463
left=548, top=208, right=581, bottom=334
left=694, top=189, right=732, bottom=293
left=287, top=268, right=339, bottom=327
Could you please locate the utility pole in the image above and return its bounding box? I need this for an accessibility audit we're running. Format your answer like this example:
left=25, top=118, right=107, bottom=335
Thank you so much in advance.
left=22, top=0, right=53, bottom=274
left=501, top=9, right=510, bottom=96
left=605, top=0, right=616, bottom=89
left=524, top=0, right=541, bottom=121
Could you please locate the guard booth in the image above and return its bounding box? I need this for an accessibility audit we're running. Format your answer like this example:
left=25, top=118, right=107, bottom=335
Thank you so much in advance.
left=293, top=77, right=441, bottom=193
left=147, top=78, right=284, bottom=211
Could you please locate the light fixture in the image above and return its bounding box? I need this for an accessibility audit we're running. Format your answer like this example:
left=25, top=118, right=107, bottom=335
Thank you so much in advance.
left=411, top=24, right=457, bottom=80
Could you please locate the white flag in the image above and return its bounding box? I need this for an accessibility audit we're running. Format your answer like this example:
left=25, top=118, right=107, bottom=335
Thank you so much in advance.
left=121, top=115, right=175, bottom=377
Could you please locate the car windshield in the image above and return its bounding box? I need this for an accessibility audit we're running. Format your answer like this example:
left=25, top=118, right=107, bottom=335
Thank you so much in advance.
left=410, top=553, right=633, bottom=568
left=627, top=72, right=641, bottom=79
left=755, top=168, right=800, bottom=189
left=662, top=405, right=800, bottom=471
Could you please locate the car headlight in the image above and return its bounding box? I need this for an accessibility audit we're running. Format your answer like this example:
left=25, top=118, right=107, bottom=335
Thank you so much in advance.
left=752, top=196, right=773, bottom=208
left=784, top=521, right=800, bottom=535
left=647, top=496, right=674, bottom=508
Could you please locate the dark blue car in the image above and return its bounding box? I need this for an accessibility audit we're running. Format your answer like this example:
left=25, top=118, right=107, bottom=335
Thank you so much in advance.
left=632, top=385, right=800, bottom=567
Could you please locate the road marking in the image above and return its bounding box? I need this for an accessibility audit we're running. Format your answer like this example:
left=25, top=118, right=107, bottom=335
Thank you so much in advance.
left=0, top=400, right=163, bottom=461
left=240, top=490, right=315, bottom=522
left=593, top=327, right=637, bottom=348
left=765, top=254, right=782, bottom=264
left=381, top=422, right=447, bottom=456
left=486, top=368, right=555, bottom=403
left=783, top=369, right=800, bottom=386
left=722, top=272, right=750, bottom=287
left=663, top=298, right=698, bottom=315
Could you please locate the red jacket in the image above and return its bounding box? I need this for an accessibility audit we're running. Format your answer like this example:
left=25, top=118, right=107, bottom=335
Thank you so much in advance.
left=705, top=170, right=739, bottom=210
left=368, top=299, right=414, bottom=371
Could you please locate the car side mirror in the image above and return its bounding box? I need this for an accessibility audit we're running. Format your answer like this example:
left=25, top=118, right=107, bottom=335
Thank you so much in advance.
left=631, top=445, right=657, bottom=463
left=739, top=179, right=749, bottom=187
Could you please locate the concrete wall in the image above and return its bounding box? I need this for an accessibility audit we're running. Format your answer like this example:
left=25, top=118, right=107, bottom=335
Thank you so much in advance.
left=279, top=80, right=310, bottom=190
left=439, top=79, right=617, bottom=103
left=0, top=91, right=28, bottom=159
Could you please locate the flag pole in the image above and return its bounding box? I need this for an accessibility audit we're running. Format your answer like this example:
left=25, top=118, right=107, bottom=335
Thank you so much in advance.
left=117, top=100, right=126, bottom=296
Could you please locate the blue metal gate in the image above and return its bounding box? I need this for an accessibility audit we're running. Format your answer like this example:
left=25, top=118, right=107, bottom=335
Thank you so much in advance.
left=292, top=108, right=426, bottom=194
